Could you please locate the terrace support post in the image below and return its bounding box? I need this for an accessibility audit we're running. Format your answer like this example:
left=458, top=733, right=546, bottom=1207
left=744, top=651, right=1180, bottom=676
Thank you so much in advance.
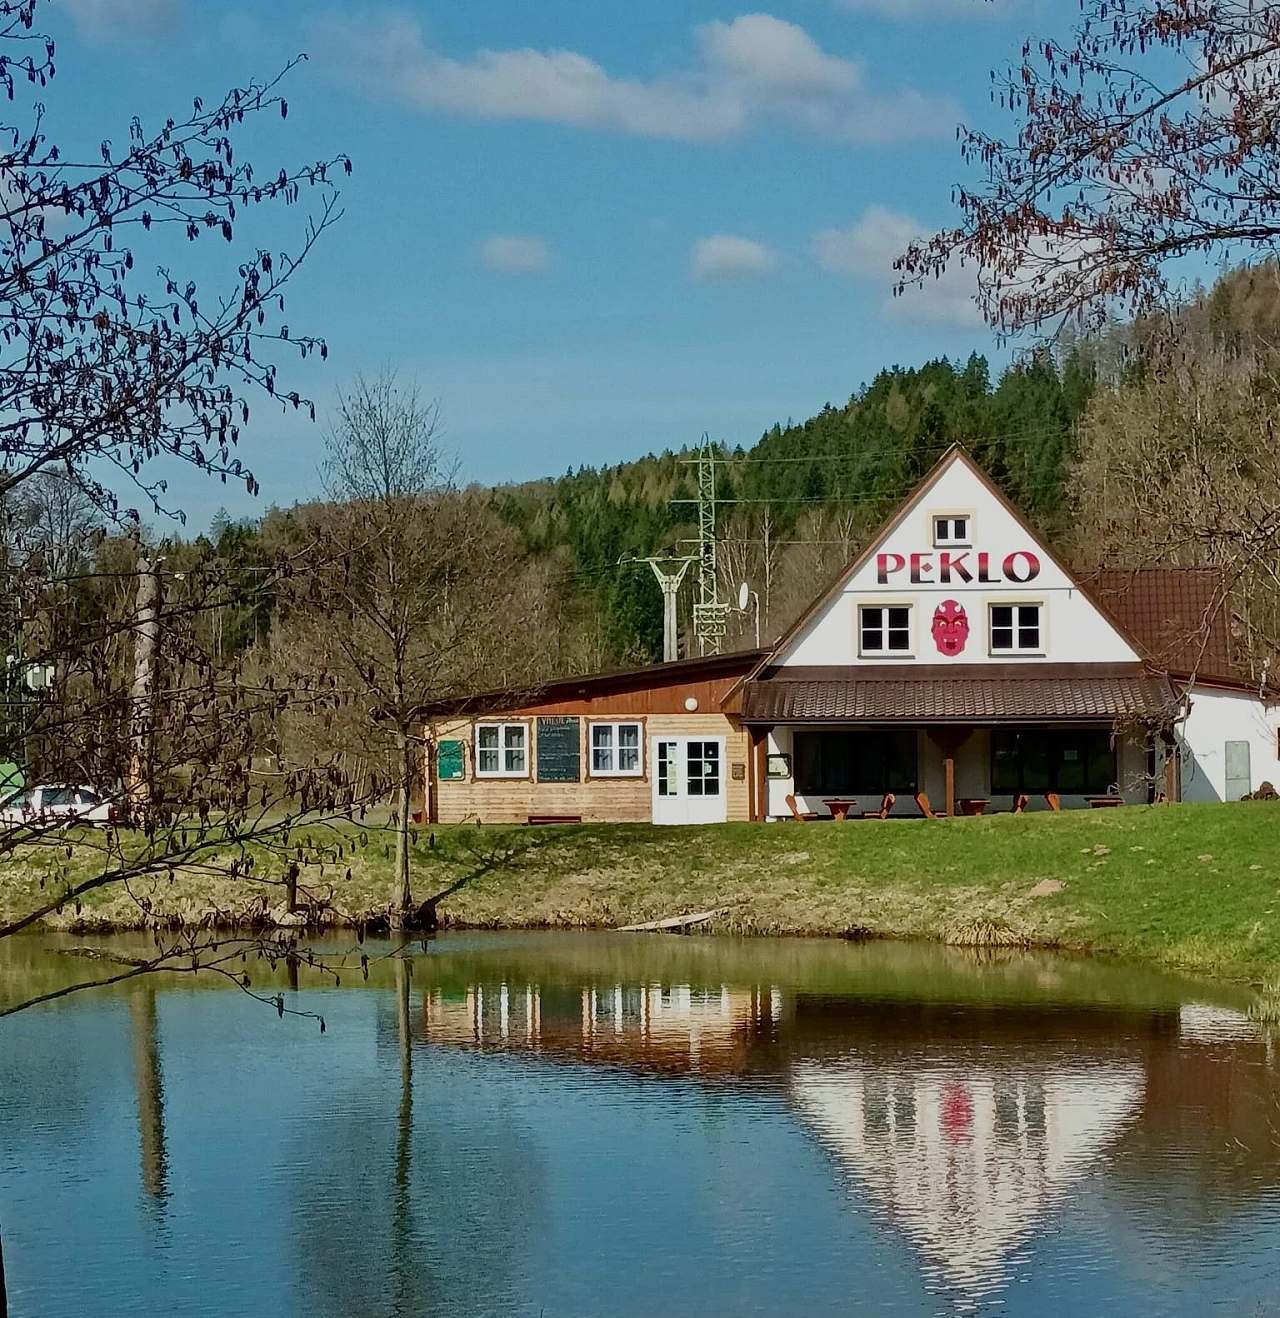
left=1160, top=728, right=1181, bottom=803
left=748, top=727, right=769, bottom=821
left=929, top=728, right=966, bottom=819
left=1, top=1217, right=8, bottom=1318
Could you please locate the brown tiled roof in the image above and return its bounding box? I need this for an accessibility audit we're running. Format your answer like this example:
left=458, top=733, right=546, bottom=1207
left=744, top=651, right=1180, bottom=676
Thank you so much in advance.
left=742, top=664, right=1180, bottom=724
left=1075, top=568, right=1237, bottom=680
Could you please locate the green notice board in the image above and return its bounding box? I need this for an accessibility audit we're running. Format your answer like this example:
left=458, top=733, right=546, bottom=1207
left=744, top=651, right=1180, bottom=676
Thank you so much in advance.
left=437, top=739, right=465, bottom=781
left=537, top=716, right=580, bottom=782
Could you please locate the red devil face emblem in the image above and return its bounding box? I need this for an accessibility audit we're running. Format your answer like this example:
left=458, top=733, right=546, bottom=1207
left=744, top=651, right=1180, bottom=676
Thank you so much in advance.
left=932, top=599, right=969, bottom=656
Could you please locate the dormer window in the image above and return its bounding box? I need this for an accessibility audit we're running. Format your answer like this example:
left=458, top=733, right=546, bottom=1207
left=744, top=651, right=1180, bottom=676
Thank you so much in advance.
left=933, top=514, right=971, bottom=547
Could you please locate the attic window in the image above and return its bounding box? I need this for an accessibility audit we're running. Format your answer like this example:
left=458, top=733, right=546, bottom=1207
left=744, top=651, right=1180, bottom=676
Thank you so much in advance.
left=933, top=515, right=970, bottom=547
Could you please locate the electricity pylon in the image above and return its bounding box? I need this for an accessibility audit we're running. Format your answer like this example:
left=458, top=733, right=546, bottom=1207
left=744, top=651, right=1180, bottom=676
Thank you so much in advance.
left=691, top=436, right=729, bottom=654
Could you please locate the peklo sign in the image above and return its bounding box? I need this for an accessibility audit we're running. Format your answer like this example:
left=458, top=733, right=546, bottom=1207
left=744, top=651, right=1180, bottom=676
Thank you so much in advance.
left=876, top=550, right=1042, bottom=587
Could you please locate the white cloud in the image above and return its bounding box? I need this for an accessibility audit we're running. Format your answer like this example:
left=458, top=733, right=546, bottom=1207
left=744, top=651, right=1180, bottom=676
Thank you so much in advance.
left=478, top=235, right=552, bottom=274
left=319, top=12, right=955, bottom=144
left=64, top=0, right=180, bottom=40
left=691, top=234, right=778, bottom=282
left=812, top=206, right=980, bottom=326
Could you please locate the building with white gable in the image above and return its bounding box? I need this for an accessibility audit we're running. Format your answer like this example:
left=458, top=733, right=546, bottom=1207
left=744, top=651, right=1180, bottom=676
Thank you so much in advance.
left=422, top=445, right=1279, bottom=824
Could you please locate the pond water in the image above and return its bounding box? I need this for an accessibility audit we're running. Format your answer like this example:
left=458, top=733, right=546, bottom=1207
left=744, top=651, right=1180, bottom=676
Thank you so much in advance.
left=1, top=931, right=1278, bottom=1317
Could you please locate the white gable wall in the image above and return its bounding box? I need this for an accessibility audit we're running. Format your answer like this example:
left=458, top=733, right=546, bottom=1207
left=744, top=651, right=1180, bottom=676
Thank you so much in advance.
left=778, top=456, right=1140, bottom=668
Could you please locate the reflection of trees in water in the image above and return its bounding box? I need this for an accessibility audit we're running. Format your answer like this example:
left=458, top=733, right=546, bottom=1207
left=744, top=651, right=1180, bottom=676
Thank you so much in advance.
left=130, top=990, right=168, bottom=1210
left=292, top=960, right=544, bottom=1318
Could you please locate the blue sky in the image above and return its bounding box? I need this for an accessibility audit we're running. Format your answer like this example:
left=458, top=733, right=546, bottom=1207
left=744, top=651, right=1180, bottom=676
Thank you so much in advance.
left=48, top=0, right=1066, bottom=530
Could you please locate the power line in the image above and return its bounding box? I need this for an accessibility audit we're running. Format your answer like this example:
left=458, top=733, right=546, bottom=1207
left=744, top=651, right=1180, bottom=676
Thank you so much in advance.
left=674, top=426, right=1070, bottom=468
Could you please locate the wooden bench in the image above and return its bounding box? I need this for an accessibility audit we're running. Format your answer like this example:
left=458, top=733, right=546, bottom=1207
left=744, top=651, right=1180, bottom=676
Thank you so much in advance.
left=1012, top=793, right=1061, bottom=813
left=1086, top=795, right=1125, bottom=808
left=526, top=814, right=583, bottom=826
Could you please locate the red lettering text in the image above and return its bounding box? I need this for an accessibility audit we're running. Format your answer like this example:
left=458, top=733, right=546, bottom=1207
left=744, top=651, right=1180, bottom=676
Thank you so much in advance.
left=1003, top=551, right=1041, bottom=584
left=939, top=551, right=972, bottom=584
left=909, top=553, right=934, bottom=584
left=877, top=552, right=906, bottom=585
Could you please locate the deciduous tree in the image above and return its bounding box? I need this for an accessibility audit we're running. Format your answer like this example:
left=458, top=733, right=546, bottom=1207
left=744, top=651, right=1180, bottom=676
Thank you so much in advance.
left=900, top=1, right=1280, bottom=332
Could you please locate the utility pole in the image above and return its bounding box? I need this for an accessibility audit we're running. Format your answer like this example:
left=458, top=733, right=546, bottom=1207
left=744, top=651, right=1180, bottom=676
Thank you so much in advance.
left=128, top=550, right=160, bottom=823
left=649, top=556, right=695, bottom=662
left=618, top=553, right=696, bottom=662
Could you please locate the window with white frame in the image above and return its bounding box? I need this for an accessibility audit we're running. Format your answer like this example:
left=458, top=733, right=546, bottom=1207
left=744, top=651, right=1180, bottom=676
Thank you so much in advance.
left=475, top=722, right=528, bottom=777
left=591, top=721, right=642, bottom=776
left=989, top=603, right=1042, bottom=654
left=933, top=514, right=971, bottom=547
left=860, top=604, right=913, bottom=655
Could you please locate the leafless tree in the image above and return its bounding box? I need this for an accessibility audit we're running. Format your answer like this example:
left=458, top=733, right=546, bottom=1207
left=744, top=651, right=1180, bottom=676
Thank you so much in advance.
left=272, top=372, right=553, bottom=927
left=1071, top=313, right=1280, bottom=681
left=899, top=1, right=1280, bottom=333
left=0, top=0, right=363, bottom=1025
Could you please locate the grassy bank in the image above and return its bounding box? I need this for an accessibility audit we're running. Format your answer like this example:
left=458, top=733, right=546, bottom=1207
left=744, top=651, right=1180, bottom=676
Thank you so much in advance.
left=3, top=800, right=1279, bottom=983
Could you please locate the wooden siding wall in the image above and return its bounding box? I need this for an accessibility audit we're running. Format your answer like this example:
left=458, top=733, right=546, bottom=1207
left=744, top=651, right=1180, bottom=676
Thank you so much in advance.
left=493, top=672, right=747, bottom=717
left=429, top=712, right=751, bottom=824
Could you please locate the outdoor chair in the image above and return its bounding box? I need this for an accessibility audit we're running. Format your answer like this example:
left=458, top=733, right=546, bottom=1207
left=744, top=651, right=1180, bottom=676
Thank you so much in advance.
left=863, top=792, right=895, bottom=819
left=785, top=794, right=819, bottom=822
left=914, top=791, right=947, bottom=819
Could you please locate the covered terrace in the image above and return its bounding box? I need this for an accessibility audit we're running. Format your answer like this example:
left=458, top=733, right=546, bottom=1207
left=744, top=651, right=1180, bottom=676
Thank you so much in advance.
left=742, top=664, right=1184, bottom=821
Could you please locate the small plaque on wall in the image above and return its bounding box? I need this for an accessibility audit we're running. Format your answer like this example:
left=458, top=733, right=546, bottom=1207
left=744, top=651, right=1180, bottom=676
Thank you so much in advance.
left=731, top=762, right=746, bottom=781
left=537, top=716, right=581, bottom=782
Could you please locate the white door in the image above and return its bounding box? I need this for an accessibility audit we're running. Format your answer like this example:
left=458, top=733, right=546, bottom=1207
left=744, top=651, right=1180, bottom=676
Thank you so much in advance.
left=652, top=736, right=727, bottom=825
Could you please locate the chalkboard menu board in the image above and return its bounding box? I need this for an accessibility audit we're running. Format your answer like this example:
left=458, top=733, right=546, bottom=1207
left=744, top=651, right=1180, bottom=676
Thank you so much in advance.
left=537, top=716, right=580, bottom=782
left=437, top=739, right=465, bottom=781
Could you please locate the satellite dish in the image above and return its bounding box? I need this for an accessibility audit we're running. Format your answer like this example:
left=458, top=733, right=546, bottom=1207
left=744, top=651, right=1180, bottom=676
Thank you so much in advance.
left=738, top=581, right=750, bottom=611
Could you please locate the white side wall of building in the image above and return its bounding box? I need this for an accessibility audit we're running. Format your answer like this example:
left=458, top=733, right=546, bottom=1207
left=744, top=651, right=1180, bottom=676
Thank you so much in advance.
left=1178, top=685, right=1280, bottom=803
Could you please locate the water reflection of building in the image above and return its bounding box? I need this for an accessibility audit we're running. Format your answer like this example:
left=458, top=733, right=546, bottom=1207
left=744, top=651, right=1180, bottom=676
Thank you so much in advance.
left=422, top=980, right=782, bottom=1076
left=414, top=975, right=1278, bottom=1308
left=791, top=1060, right=1143, bottom=1305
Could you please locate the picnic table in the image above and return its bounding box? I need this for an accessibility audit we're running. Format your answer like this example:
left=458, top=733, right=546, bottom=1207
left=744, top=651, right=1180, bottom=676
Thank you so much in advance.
left=1086, top=795, right=1124, bottom=808
left=958, top=798, right=991, bottom=816
left=823, top=798, right=859, bottom=822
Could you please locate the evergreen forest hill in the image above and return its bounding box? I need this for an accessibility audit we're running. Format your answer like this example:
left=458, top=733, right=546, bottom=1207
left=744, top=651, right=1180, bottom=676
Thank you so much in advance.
left=489, top=345, right=1097, bottom=664
left=77, top=261, right=1280, bottom=684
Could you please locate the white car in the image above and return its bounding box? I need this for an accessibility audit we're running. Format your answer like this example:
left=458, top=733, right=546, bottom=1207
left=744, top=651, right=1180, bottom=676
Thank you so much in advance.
left=0, top=784, right=116, bottom=828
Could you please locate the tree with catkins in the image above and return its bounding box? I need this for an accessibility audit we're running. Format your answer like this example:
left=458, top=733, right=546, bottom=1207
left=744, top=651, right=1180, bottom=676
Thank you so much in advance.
left=899, top=1, right=1280, bottom=333
left=0, top=0, right=360, bottom=1020
left=0, top=0, right=350, bottom=519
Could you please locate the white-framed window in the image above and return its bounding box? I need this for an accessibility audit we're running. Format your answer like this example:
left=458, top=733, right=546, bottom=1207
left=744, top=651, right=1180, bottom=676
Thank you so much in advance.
left=860, top=604, right=913, bottom=655
left=933, top=514, right=971, bottom=547
left=590, top=721, right=643, bottom=776
left=475, top=722, right=528, bottom=777
left=990, top=602, right=1043, bottom=654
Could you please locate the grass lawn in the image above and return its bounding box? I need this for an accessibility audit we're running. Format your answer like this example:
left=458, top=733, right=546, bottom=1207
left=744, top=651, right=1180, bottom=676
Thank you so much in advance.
left=2, top=800, right=1279, bottom=984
